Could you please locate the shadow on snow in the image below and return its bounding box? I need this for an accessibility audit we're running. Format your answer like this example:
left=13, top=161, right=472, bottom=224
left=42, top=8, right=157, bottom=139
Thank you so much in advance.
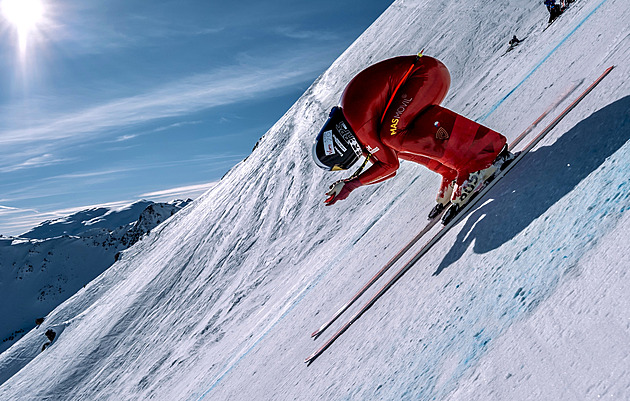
left=434, top=95, right=630, bottom=276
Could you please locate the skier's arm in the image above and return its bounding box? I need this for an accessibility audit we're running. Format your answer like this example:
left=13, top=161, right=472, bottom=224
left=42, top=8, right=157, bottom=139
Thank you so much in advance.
left=324, top=147, right=399, bottom=206
left=356, top=146, right=400, bottom=185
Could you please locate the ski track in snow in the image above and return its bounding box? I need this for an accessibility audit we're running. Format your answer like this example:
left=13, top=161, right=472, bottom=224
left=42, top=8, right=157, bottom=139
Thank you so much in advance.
left=1, top=0, right=629, bottom=400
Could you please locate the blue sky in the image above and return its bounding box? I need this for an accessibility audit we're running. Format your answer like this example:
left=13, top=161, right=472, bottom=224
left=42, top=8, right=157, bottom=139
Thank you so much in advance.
left=0, top=0, right=392, bottom=235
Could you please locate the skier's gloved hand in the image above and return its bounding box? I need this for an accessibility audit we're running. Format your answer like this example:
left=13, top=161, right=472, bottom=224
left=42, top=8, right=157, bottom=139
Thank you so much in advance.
left=324, top=178, right=361, bottom=206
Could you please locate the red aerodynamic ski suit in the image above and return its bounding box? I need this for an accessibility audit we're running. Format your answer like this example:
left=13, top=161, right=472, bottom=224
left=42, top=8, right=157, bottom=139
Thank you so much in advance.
left=341, top=55, right=506, bottom=188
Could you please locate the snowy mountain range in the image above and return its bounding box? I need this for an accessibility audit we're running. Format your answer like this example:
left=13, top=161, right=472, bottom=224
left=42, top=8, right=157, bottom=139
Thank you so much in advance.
left=1, top=0, right=629, bottom=400
left=0, top=199, right=191, bottom=354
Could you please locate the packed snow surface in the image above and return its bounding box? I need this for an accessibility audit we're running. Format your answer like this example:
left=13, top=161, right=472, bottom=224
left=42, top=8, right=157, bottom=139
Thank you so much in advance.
left=1, top=0, right=629, bottom=399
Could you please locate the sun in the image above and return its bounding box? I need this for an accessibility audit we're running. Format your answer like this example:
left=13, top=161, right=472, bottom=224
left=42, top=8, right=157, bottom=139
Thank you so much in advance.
left=1, top=0, right=45, bottom=54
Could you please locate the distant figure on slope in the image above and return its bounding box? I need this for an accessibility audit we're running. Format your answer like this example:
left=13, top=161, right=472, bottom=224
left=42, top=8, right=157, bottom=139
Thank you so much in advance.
left=505, top=35, right=523, bottom=54
left=544, top=0, right=563, bottom=23
left=509, top=35, right=522, bottom=47
left=311, top=54, right=514, bottom=224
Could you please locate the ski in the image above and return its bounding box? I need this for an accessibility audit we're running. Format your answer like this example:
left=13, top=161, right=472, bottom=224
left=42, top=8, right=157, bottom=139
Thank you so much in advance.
left=309, top=79, right=583, bottom=341
left=305, top=65, right=614, bottom=365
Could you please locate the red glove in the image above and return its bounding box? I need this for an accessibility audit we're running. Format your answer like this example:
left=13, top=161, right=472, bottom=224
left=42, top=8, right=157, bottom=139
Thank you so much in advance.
left=324, top=179, right=362, bottom=206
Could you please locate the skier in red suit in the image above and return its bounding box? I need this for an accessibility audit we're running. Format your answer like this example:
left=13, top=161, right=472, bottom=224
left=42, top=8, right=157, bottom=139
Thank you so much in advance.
left=312, top=54, right=513, bottom=223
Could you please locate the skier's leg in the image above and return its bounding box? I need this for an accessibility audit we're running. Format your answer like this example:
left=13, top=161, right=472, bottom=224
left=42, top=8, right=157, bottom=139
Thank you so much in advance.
left=399, top=152, right=457, bottom=218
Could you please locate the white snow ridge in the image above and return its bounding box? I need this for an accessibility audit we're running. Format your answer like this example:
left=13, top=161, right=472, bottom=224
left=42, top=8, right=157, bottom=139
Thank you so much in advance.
left=1, top=0, right=629, bottom=400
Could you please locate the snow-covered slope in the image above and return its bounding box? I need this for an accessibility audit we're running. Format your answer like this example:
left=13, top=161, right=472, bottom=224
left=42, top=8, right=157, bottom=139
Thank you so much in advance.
left=0, top=199, right=191, bottom=355
left=19, top=200, right=158, bottom=239
left=0, top=0, right=628, bottom=399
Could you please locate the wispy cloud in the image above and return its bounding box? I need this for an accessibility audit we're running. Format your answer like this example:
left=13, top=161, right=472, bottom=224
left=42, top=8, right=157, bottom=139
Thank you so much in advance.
left=0, top=205, right=46, bottom=236
left=113, top=120, right=204, bottom=142
left=274, top=26, right=340, bottom=41
left=49, top=5, right=227, bottom=55
left=43, top=168, right=131, bottom=181
left=0, top=51, right=325, bottom=175
left=151, top=120, right=204, bottom=133
left=43, top=155, right=241, bottom=181
left=140, top=182, right=217, bottom=201
left=0, top=205, right=21, bottom=211
left=115, top=134, right=139, bottom=142
left=0, top=54, right=323, bottom=148
left=0, top=153, right=74, bottom=173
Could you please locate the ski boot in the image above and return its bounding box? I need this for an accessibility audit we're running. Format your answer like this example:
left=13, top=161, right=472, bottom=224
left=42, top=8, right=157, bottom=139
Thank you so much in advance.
left=441, top=145, right=516, bottom=225
left=428, top=178, right=455, bottom=219
left=493, top=144, right=517, bottom=172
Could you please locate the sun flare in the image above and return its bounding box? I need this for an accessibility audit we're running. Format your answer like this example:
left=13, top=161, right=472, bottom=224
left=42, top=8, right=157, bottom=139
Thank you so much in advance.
left=1, top=0, right=45, bottom=53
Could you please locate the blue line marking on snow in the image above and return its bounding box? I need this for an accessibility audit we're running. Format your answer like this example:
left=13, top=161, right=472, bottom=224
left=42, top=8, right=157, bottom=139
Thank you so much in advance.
left=478, top=0, right=610, bottom=123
